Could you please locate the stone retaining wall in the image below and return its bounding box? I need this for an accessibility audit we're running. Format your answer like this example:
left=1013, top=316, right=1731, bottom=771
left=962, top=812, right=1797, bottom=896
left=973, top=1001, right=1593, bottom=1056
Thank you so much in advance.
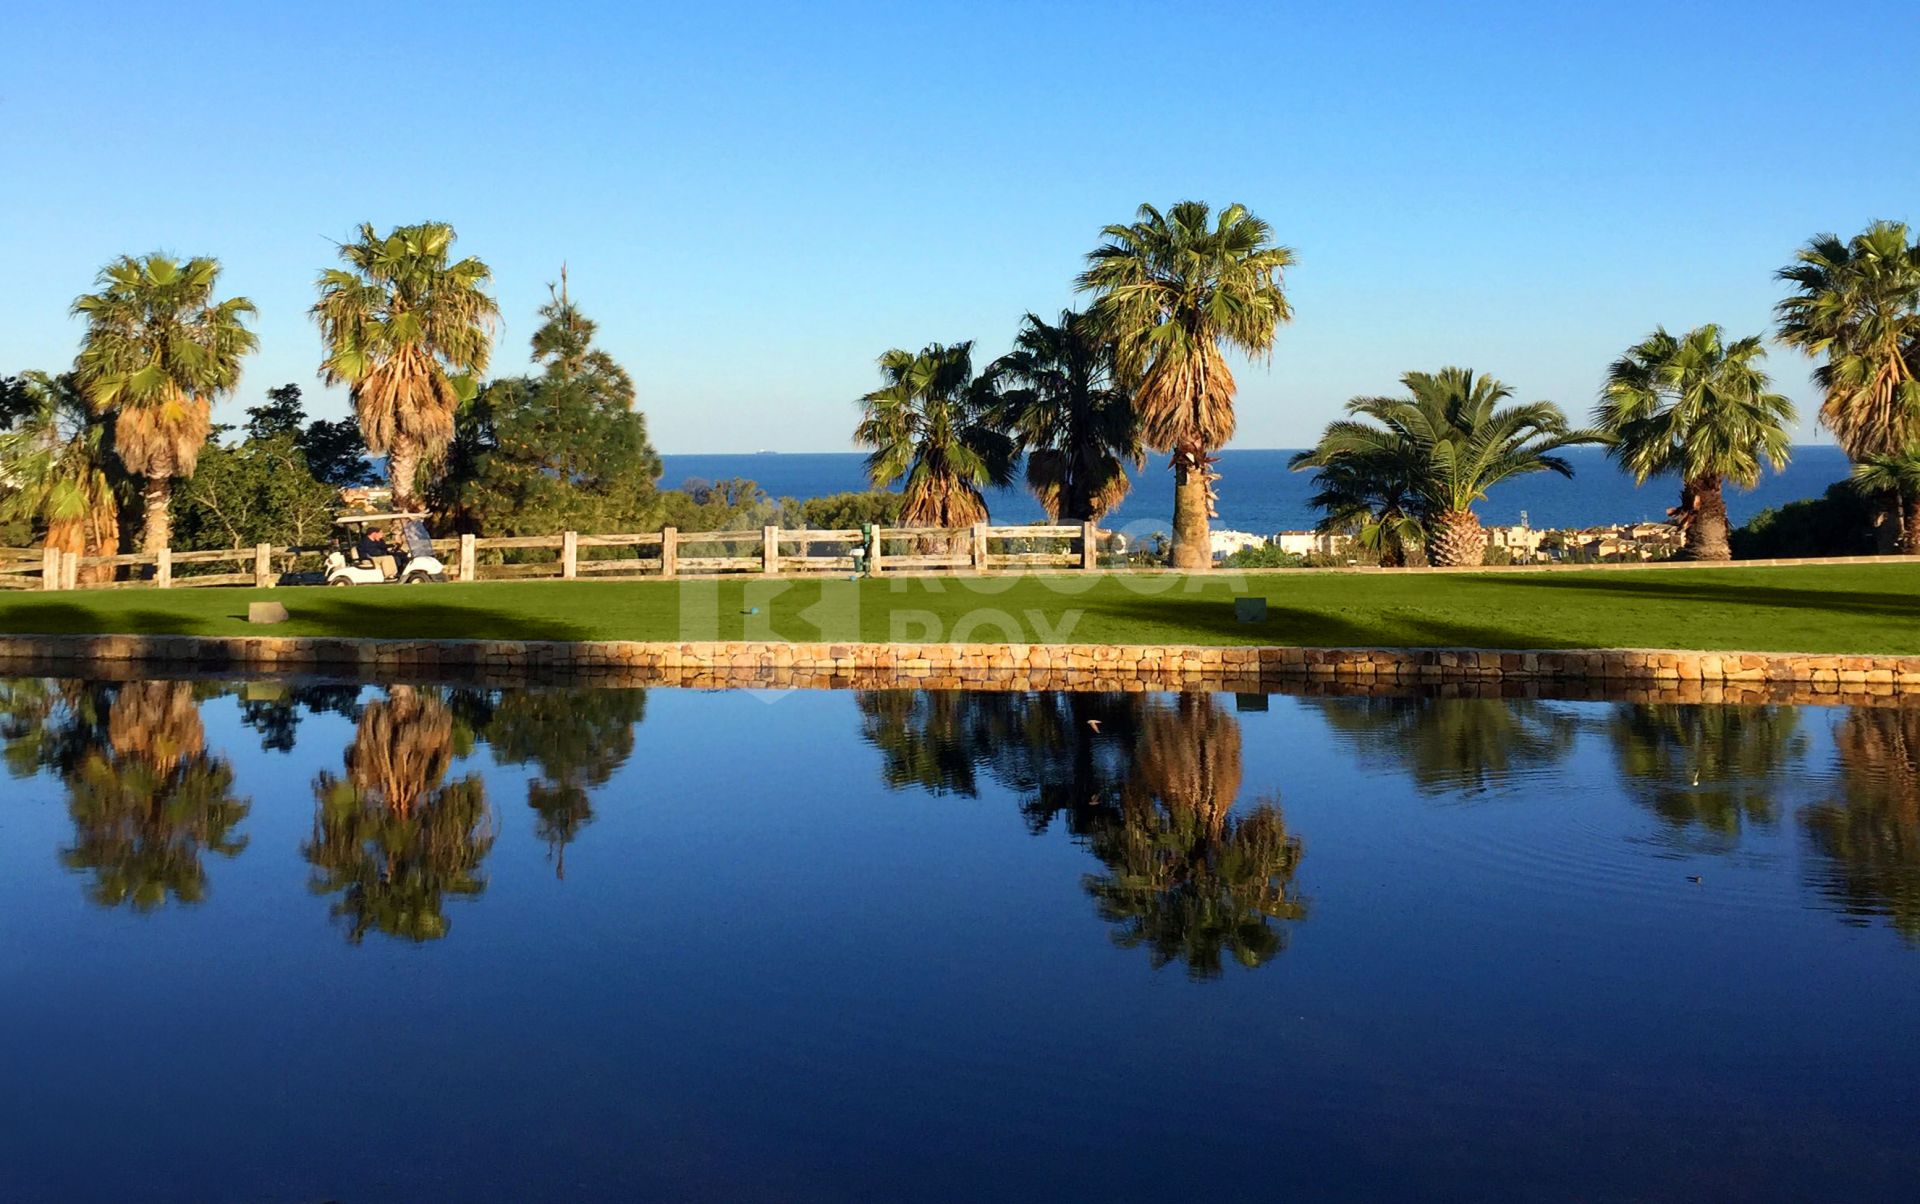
left=0, top=633, right=1916, bottom=704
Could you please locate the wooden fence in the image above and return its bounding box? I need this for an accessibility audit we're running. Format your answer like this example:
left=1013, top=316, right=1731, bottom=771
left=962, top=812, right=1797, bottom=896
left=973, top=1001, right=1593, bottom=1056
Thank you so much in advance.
left=8, top=522, right=1101, bottom=591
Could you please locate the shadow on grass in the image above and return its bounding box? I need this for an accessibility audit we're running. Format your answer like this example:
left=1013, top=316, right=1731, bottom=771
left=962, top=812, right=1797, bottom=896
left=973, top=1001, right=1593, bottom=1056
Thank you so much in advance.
left=1477, top=572, right=1920, bottom=620
left=1070, top=594, right=1569, bottom=649
left=275, top=597, right=595, bottom=642
left=0, top=596, right=594, bottom=643
left=0, top=601, right=205, bottom=636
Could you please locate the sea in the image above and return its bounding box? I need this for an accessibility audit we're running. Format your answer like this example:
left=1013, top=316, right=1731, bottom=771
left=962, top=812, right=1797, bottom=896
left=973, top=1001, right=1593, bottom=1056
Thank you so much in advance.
left=659, top=446, right=1854, bottom=538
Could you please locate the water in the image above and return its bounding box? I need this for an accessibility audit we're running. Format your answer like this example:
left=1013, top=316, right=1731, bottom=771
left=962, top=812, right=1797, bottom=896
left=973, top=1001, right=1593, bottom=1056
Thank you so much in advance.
left=3, top=676, right=1918, bottom=1201
left=662, top=445, right=1857, bottom=535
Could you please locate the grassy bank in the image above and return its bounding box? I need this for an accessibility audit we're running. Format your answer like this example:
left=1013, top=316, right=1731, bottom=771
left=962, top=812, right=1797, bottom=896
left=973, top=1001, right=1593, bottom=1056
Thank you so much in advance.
left=0, top=563, right=1917, bottom=655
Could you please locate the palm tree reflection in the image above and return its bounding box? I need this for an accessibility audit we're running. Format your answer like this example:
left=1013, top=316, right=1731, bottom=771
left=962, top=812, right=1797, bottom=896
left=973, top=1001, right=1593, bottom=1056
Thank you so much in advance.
left=305, top=686, right=494, bottom=943
left=1801, top=707, right=1920, bottom=940
left=1, top=679, right=248, bottom=910
left=858, top=690, right=1306, bottom=978
left=1308, top=696, right=1578, bottom=794
left=1607, top=705, right=1803, bottom=851
left=1083, top=694, right=1305, bottom=978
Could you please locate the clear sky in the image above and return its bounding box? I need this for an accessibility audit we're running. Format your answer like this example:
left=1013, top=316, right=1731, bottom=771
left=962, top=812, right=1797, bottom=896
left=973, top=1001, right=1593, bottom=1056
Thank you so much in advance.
left=3, top=0, right=1915, bottom=452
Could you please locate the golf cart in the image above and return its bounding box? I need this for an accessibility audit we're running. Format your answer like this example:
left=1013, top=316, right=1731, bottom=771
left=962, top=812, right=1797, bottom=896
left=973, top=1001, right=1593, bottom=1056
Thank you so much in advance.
left=324, top=513, right=449, bottom=586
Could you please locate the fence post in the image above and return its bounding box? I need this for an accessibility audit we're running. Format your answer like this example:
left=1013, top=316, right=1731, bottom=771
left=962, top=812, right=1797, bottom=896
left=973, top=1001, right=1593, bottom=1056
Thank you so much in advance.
left=1081, top=521, right=1098, bottom=571
left=763, top=526, right=779, bottom=575
left=870, top=528, right=885, bottom=575
left=42, top=546, right=60, bottom=590
left=254, top=544, right=273, bottom=588
left=561, top=531, right=579, bottom=580
left=971, top=523, right=988, bottom=573
left=458, top=533, right=475, bottom=583
left=155, top=546, right=172, bottom=589
left=60, top=550, right=79, bottom=591
left=660, top=527, right=678, bottom=577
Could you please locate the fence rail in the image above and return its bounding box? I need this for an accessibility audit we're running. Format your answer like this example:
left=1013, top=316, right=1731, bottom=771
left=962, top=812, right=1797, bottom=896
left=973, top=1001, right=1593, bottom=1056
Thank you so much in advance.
left=22, top=520, right=1103, bottom=591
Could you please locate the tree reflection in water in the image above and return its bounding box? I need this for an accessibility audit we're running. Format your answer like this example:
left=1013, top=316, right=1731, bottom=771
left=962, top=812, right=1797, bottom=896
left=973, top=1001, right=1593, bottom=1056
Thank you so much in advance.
left=305, top=685, right=494, bottom=943
left=0, top=679, right=248, bottom=910
left=1802, top=707, right=1920, bottom=941
left=1607, top=704, right=1803, bottom=852
left=857, top=689, right=1306, bottom=978
left=455, top=687, right=647, bottom=877
left=1084, top=694, right=1305, bottom=978
left=1306, top=695, right=1579, bottom=794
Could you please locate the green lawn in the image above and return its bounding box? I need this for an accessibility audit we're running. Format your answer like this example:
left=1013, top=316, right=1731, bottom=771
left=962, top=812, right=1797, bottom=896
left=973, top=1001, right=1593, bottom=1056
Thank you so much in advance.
left=1, top=563, right=1917, bottom=654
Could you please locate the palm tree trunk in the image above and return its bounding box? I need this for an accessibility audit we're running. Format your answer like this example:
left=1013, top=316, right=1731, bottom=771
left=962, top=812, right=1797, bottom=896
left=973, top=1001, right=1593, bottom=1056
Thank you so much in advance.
left=1903, top=490, right=1920, bottom=556
left=1683, top=476, right=1732, bottom=561
left=141, top=474, right=171, bottom=555
left=388, top=441, right=421, bottom=512
left=1428, top=509, right=1485, bottom=567
left=1170, top=448, right=1211, bottom=570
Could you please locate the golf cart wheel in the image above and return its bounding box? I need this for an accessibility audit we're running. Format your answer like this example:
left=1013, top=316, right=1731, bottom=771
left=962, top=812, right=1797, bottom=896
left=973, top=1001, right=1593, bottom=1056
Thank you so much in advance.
left=403, top=570, right=430, bottom=584
left=327, top=577, right=352, bottom=587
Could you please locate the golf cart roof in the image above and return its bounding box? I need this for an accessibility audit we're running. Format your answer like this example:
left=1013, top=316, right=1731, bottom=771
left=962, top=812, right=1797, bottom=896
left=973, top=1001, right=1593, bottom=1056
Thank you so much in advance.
left=333, top=512, right=429, bottom=526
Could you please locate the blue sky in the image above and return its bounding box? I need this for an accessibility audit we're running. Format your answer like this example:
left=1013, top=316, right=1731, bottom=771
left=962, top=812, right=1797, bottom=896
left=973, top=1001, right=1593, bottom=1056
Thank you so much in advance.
left=3, top=0, right=1915, bottom=451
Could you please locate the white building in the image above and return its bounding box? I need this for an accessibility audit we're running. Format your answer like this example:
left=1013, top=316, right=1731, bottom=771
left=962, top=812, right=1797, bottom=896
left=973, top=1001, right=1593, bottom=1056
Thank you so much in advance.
left=1273, top=530, right=1348, bottom=558
left=1209, top=529, right=1268, bottom=561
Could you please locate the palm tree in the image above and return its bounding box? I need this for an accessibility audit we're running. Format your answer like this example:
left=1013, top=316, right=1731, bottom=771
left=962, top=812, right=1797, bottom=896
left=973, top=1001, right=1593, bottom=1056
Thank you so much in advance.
left=1775, top=221, right=1920, bottom=550
left=1296, top=368, right=1587, bottom=567
left=1079, top=202, right=1295, bottom=568
left=1288, top=441, right=1425, bottom=566
left=983, top=309, right=1141, bottom=522
left=312, top=222, right=498, bottom=512
left=855, top=342, right=1014, bottom=528
left=1852, top=446, right=1920, bottom=512
left=1596, top=325, right=1795, bottom=561
left=72, top=254, right=257, bottom=552
left=0, top=371, right=123, bottom=581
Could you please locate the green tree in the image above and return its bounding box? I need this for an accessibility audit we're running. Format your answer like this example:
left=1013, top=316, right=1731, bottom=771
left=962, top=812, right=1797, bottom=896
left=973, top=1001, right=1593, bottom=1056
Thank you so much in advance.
left=1731, top=481, right=1879, bottom=559
left=1078, top=202, right=1295, bottom=568
left=1596, top=325, right=1794, bottom=561
left=1295, top=368, right=1588, bottom=567
left=984, top=309, right=1141, bottom=522
left=312, top=222, right=498, bottom=512
left=854, top=342, right=1014, bottom=528
left=244, top=383, right=306, bottom=441
left=171, top=432, right=338, bottom=551
left=443, top=281, right=660, bottom=535
left=776, top=490, right=903, bottom=530
left=242, top=383, right=376, bottom=488
left=0, top=370, right=125, bottom=578
left=1775, top=221, right=1920, bottom=550
left=72, top=254, right=258, bottom=552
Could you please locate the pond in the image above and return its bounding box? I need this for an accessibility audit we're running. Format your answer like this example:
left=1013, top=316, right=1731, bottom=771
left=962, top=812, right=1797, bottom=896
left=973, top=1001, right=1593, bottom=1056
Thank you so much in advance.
left=2, top=676, right=1918, bottom=1201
